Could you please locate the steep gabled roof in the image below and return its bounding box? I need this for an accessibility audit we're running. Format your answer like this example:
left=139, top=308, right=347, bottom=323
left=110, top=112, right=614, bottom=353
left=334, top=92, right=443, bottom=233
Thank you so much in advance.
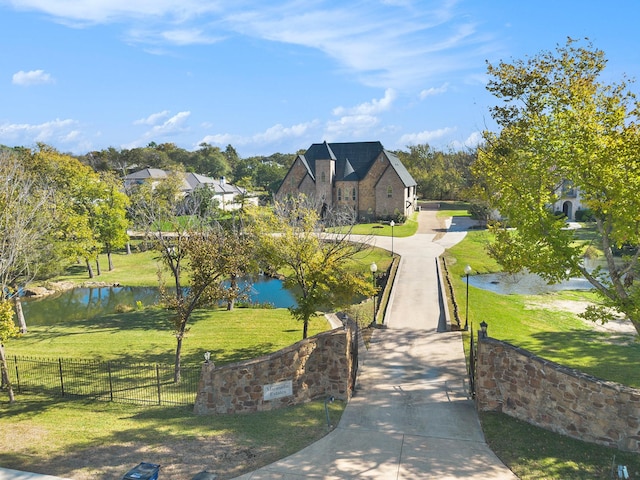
left=303, top=141, right=416, bottom=186
left=385, top=150, right=417, bottom=187
left=124, top=168, right=168, bottom=181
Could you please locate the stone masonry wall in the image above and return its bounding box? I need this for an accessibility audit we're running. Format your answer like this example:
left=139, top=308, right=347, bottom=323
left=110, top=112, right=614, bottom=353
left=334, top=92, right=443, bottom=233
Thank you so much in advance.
left=476, top=337, right=640, bottom=452
left=193, top=327, right=354, bottom=415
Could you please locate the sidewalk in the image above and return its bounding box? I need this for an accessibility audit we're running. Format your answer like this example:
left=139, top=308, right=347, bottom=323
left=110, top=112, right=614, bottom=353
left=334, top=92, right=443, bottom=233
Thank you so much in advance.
left=0, top=468, right=70, bottom=480
left=231, top=213, right=517, bottom=479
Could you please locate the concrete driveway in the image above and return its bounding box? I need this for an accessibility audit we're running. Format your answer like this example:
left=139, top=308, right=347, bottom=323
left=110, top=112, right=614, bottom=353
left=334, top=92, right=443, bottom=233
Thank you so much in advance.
left=231, top=211, right=517, bottom=479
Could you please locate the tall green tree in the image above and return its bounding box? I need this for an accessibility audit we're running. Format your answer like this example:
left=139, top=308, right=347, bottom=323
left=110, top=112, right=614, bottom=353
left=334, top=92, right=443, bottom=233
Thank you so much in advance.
left=94, top=173, right=131, bottom=271
left=0, top=150, right=56, bottom=333
left=475, top=38, right=640, bottom=333
left=254, top=197, right=374, bottom=339
left=0, top=299, right=20, bottom=402
left=398, top=144, right=475, bottom=200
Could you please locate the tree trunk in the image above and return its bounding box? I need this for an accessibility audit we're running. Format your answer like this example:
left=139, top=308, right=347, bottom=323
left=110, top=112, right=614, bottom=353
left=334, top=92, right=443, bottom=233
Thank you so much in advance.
left=96, top=257, right=102, bottom=276
left=174, top=335, right=183, bottom=384
left=13, top=295, right=27, bottom=334
left=227, top=276, right=237, bottom=311
left=126, top=242, right=132, bottom=255
left=86, top=258, right=94, bottom=279
left=107, top=248, right=114, bottom=271
left=303, top=318, right=309, bottom=339
left=0, top=343, right=15, bottom=403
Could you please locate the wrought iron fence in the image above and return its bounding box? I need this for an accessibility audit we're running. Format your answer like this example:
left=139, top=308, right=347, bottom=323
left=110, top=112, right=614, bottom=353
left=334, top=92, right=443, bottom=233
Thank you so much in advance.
left=6, top=355, right=200, bottom=406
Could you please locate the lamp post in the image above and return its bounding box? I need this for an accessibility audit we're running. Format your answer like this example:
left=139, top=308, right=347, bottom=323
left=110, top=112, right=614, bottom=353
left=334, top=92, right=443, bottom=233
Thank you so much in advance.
left=480, top=320, right=488, bottom=338
left=390, top=220, right=395, bottom=257
left=464, top=264, right=472, bottom=330
left=370, top=262, right=378, bottom=326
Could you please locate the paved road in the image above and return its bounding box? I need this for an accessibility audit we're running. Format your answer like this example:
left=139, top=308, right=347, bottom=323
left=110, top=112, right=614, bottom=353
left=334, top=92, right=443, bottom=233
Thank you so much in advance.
left=232, top=210, right=517, bottom=479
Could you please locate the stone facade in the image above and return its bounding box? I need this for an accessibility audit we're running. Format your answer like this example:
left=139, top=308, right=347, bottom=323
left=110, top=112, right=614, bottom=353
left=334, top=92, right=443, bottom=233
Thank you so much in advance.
left=193, top=327, right=356, bottom=415
left=276, top=141, right=417, bottom=221
left=475, top=336, right=640, bottom=452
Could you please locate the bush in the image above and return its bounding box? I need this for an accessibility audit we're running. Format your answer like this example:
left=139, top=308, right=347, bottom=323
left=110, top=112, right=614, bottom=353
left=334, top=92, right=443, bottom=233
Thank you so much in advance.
left=575, top=209, right=595, bottom=222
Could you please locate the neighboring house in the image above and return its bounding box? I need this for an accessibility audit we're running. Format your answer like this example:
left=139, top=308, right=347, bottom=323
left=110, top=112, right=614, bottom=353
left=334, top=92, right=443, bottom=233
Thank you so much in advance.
left=124, top=169, right=256, bottom=211
left=123, top=168, right=168, bottom=190
left=276, top=141, right=418, bottom=221
left=552, top=180, right=585, bottom=221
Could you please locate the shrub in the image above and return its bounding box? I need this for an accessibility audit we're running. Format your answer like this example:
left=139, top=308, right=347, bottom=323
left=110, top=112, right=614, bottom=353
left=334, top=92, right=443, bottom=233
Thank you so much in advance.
left=575, top=209, right=595, bottom=222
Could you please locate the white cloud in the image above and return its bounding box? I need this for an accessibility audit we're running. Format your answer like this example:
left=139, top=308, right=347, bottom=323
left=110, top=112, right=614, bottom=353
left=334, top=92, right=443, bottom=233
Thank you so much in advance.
left=134, top=110, right=171, bottom=125
left=333, top=89, right=396, bottom=116
left=399, top=126, right=457, bottom=145
left=226, top=2, right=493, bottom=88
left=199, top=120, right=319, bottom=148
left=7, top=1, right=496, bottom=87
left=419, top=82, right=449, bottom=99
left=125, top=111, right=192, bottom=148
left=147, top=111, right=191, bottom=135
left=12, top=69, right=54, bottom=86
left=325, top=114, right=380, bottom=141
left=450, top=131, right=483, bottom=150
left=7, top=0, right=222, bottom=25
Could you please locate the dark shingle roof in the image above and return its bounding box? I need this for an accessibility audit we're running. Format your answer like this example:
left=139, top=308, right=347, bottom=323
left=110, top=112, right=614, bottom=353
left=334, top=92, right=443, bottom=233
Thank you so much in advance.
left=303, top=141, right=416, bottom=186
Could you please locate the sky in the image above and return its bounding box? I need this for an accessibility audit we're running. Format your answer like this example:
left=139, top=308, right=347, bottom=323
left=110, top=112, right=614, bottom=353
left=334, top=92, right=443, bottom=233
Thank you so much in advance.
left=1, top=0, right=639, bottom=158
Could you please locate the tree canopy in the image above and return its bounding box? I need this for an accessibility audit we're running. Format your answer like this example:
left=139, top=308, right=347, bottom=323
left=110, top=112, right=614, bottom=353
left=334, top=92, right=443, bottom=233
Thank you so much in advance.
left=253, top=196, right=374, bottom=339
left=475, top=38, right=640, bottom=333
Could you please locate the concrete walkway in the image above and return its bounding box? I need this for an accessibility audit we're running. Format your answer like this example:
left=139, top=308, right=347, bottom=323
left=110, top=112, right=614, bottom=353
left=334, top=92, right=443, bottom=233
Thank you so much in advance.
left=231, top=211, right=517, bottom=479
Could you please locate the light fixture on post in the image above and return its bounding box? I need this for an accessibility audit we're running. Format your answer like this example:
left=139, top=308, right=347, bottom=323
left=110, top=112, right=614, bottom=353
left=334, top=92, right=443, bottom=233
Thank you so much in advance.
left=370, top=262, right=378, bottom=326
left=390, top=220, right=395, bottom=257
left=480, top=321, right=488, bottom=338
left=204, top=351, right=211, bottom=363
left=464, top=264, right=472, bottom=331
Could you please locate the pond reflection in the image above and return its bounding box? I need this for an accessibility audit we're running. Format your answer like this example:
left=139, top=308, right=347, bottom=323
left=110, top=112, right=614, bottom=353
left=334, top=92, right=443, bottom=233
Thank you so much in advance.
left=22, top=276, right=297, bottom=326
left=468, top=272, right=594, bottom=295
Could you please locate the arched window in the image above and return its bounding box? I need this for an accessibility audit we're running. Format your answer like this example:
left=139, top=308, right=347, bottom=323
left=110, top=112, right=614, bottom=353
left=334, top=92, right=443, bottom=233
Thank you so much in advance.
left=387, top=186, right=393, bottom=198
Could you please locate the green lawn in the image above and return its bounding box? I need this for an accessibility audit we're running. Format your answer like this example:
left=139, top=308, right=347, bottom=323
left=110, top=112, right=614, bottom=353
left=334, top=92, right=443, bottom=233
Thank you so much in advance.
left=330, top=212, right=419, bottom=237
left=445, top=230, right=640, bottom=388
left=445, top=227, right=640, bottom=478
left=8, top=307, right=329, bottom=365
left=481, top=412, right=640, bottom=479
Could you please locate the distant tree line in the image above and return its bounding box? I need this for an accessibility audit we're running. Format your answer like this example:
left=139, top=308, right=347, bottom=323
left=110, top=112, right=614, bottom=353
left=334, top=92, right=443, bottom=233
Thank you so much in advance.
left=78, top=142, right=295, bottom=197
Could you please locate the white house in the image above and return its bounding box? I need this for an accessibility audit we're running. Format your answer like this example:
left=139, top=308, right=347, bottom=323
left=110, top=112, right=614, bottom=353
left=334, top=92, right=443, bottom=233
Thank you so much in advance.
left=124, top=169, right=257, bottom=211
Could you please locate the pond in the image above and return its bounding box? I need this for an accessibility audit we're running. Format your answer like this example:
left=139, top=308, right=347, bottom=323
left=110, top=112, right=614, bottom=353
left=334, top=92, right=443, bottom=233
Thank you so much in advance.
left=21, top=276, right=297, bottom=326
left=467, top=272, right=594, bottom=295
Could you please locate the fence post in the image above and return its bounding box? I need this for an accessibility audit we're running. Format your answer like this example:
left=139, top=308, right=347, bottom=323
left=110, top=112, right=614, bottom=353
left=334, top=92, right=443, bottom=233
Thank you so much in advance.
left=58, top=358, right=65, bottom=397
left=107, top=362, right=114, bottom=402
left=13, top=355, right=21, bottom=393
left=156, top=364, right=162, bottom=406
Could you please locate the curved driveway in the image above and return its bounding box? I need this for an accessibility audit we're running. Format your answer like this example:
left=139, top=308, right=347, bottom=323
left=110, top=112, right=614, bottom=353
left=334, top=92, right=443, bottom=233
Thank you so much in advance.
left=233, top=210, right=517, bottom=479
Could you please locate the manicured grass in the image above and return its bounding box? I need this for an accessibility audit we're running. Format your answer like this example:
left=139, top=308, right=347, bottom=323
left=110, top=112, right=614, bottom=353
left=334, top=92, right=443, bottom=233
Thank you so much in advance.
left=431, top=200, right=472, bottom=218
left=331, top=212, right=419, bottom=237
left=0, top=393, right=345, bottom=478
left=446, top=230, right=640, bottom=388
left=481, top=412, right=640, bottom=480
left=445, top=228, right=640, bottom=478
left=51, top=247, right=163, bottom=287
left=8, top=307, right=329, bottom=365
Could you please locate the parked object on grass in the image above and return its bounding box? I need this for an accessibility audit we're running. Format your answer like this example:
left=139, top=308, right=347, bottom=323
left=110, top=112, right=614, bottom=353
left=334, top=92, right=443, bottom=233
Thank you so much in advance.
left=122, top=462, right=160, bottom=480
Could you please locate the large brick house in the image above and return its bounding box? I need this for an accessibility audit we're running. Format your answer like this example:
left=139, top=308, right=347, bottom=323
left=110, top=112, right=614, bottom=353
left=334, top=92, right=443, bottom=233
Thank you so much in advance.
left=276, top=141, right=417, bottom=221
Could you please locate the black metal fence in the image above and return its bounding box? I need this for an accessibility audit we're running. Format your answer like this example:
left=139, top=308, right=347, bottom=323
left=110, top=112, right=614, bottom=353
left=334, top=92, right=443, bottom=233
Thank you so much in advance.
left=5, top=355, right=200, bottom=406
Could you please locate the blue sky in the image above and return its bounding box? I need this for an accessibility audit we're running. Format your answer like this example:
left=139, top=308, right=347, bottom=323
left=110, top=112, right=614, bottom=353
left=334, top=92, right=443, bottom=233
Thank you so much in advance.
left=1, top=0, right=639, bottom=157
